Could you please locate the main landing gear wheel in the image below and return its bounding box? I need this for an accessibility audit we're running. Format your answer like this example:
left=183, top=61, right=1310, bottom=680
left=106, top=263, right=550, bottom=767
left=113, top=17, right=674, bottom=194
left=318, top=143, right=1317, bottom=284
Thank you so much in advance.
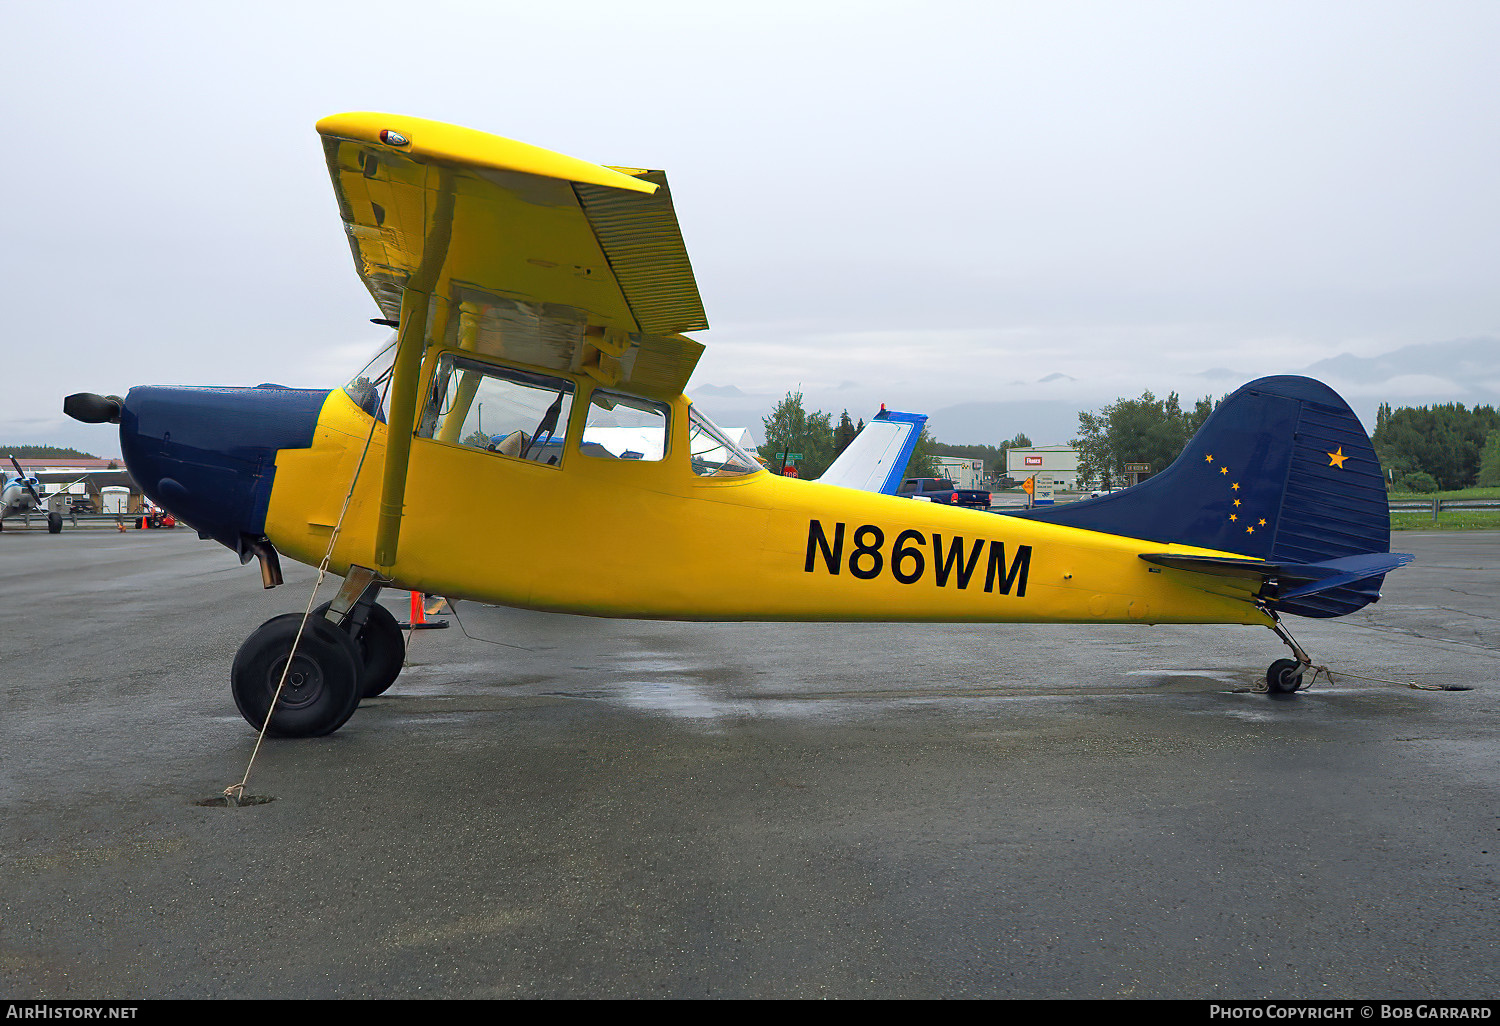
left=231, top=614, right=363, bottom=737
left=47, top=511, right=62, bottom=534
left=314, top=600, right=405, bottom=698
left=1266, top=658, right=1305, bottom=694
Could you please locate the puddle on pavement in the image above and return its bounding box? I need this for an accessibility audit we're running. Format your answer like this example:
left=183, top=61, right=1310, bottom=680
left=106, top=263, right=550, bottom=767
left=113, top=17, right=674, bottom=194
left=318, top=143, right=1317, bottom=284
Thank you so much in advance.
left=195, top=794, right=276, bottom=808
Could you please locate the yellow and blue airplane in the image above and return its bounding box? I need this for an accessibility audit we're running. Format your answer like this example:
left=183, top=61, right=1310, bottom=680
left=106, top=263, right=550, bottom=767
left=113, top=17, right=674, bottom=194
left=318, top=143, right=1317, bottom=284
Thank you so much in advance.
left=64, top=113, right=1411, bottom=737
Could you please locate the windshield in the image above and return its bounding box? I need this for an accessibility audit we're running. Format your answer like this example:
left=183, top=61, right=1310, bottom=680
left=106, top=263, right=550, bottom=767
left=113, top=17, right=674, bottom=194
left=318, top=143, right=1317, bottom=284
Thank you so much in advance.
left=582, top=391, right=669, bottom=461
left=687, top=406, right=762, bottom=478
left=342, top=335, right=397, bottom=421
left=417, top=353, right=574, bottom=467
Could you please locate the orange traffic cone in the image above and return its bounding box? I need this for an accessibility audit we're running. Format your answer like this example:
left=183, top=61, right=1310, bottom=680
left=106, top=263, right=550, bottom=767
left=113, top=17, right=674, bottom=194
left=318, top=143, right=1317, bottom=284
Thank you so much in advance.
left=399, top=590, right=449, bottom=630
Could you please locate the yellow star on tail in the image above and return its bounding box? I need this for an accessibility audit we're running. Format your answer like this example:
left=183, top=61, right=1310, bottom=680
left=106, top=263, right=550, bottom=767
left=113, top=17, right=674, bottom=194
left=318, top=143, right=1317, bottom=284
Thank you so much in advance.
left=1328, top=447, right=1347, bottom=469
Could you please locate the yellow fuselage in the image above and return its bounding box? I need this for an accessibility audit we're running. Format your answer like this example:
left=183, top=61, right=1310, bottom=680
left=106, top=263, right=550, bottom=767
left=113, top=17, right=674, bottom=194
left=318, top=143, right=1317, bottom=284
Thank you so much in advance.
left=263, top=349, right=1271, bottom=629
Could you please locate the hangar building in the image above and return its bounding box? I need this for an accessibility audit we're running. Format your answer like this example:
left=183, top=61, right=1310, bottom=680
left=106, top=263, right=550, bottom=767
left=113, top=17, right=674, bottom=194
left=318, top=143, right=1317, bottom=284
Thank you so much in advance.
left=13, top=458, right=144, bottom=512
left=1005, top=446, right=1081, bottom=491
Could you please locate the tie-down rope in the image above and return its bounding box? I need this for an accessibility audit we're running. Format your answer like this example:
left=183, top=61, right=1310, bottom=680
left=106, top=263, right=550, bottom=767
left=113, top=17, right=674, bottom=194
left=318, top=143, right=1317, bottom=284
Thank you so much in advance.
left=1296, top=665, right=1459, bottom=692
left=223, top=377, right=391, bottom=804
left=1253, top=618, right=1464, bottom=693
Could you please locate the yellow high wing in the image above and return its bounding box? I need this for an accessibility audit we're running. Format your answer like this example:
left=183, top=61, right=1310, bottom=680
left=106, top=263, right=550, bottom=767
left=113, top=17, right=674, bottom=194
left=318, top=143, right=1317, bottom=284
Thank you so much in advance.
left=316, top=112, right=709, bottom=567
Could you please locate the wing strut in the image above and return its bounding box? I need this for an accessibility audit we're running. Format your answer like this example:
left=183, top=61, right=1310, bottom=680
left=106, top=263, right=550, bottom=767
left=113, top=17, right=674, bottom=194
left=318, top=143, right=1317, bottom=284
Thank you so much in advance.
left=374, top=168, right=455, bottom=571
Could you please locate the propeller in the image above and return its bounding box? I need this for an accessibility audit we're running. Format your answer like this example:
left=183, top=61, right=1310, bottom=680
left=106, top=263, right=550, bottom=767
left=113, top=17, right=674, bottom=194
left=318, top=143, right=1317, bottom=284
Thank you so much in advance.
left=8, top=456, right=43, bottom=506
left=62, top=393, right=123, bottom=425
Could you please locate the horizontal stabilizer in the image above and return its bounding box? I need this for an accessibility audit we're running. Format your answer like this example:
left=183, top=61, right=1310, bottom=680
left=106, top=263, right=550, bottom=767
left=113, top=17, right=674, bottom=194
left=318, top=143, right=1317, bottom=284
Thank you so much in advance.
left=1140, top=551, right=1413, bottom=606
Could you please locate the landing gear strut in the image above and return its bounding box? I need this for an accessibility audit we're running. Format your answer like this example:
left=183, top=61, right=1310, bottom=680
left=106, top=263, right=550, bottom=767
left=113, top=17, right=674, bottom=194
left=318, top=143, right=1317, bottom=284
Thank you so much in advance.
left=1262, top=607, right=1311, bottom=694
left=313, top=599, right=404, bottom=698
left=230, top=565, right=406, bottom=736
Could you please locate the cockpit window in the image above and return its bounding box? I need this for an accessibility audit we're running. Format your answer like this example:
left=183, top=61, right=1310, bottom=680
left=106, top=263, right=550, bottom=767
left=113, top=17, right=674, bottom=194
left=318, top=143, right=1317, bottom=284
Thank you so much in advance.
left=417, top=353, right=574, bottom=467
left=343, top=335, right=397, bottom=422
left=688, top=406, right=762, bottom=478
left=582, top=391, right=669, bottom=461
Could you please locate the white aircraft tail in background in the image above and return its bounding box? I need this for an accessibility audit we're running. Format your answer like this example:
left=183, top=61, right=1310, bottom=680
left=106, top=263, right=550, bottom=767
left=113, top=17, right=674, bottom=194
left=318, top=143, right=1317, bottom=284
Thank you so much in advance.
left=816, top=408, right=927, bottom=494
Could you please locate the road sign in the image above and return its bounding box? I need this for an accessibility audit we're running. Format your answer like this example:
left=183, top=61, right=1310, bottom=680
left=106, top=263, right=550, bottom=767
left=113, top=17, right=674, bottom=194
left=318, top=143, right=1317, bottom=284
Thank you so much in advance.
left=774, top=452, right=803, bottom=461
left=1123, top=463, right=1151, bottom=473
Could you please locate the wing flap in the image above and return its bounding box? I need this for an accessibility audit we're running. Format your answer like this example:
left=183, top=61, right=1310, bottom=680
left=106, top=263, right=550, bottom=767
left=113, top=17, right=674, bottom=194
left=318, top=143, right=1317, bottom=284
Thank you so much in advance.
left=575, top=174, right=707, bottom=335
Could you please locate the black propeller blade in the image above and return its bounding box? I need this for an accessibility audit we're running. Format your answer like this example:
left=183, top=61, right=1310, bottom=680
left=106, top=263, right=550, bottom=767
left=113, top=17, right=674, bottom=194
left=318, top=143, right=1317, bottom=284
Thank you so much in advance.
left=8, top=456, right=43, bottom=506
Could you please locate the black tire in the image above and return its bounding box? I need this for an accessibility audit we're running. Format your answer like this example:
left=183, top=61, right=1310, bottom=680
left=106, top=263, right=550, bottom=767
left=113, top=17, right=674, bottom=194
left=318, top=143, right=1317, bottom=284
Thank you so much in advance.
left=314, top=600, right=405, bottom=698
left=231, top=613, right=363, bottom=737
left=1266, top=658, right=1304, bottom=694
left=47, top=512, right=63, bottom=534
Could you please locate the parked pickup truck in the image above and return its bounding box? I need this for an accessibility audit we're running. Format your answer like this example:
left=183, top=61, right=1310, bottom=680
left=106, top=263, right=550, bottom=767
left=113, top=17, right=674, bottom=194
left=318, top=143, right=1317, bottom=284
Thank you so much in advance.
left=897, top=477, right=992, bottom=510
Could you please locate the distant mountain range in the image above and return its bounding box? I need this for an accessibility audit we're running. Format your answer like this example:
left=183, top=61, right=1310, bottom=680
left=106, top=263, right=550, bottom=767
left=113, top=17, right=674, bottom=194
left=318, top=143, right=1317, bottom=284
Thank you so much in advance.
left=928, top=336, right=1500, bottom=445
left=1302, top=337, right=1498, bottom=391
left=691, top=336, right=1499, bottom=449
left=927, top=399, right=1087, bottom=448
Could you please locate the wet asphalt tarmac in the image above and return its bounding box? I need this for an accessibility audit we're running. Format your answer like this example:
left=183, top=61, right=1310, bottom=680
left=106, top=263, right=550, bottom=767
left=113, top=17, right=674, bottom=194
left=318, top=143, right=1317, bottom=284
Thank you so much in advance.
left=1, top=528, right=1496, bottom=999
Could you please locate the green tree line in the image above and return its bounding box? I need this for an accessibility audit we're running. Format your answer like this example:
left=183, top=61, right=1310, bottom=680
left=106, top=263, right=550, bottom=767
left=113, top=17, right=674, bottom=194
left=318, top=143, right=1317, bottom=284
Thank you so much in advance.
left=758, top=391, right=841, bottom=478
left=1068, top=393, right=1500, bottom=494
left=1075, top=391, right=1217, bottom=490
left=1374, top=402, right=1500, bottom=492
left=2, top=445, right=99, bottom=459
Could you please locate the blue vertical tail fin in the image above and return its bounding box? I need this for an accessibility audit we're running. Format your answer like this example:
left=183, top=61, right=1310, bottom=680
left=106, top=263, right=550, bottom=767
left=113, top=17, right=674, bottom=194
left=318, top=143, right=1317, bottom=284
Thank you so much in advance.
left=1008, top=376, right=1401, bottom=617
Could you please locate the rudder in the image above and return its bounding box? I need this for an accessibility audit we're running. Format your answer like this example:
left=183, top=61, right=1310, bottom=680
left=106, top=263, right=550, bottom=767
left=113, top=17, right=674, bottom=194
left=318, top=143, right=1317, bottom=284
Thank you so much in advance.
left=1008, top=376, right=1394, bottom=617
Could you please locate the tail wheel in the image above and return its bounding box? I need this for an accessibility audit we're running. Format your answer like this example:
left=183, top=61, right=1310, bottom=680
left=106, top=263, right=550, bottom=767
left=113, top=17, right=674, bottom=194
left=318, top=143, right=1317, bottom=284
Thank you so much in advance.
left=314, top=600, right=405, bottom=698
left=1266, top=658, right=1305, bottom=694
left=231, top=614, right=363, bottom=737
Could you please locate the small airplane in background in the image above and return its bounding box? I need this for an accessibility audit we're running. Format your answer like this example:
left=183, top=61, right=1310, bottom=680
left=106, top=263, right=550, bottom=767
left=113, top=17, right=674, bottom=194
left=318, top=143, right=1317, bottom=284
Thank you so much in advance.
left=0, top=456, right=89, bottom=533
left=65, top=112, right=1410, bottom=738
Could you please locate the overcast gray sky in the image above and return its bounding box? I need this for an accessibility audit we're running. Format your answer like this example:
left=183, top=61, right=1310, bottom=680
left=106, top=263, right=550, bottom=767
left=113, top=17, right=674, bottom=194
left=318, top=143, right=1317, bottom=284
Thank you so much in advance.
left=5, top=1, right=1497, bottom=452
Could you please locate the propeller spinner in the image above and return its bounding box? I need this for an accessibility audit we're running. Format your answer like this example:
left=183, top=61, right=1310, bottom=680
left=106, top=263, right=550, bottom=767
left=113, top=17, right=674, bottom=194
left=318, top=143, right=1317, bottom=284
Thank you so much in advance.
left=7, top=455, right=43, bottom=505
left=63, top=393, right=123, bottom=425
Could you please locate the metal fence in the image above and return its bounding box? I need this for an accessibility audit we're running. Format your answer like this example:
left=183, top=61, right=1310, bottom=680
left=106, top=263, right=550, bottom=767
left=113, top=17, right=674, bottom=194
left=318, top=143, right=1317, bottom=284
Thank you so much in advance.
left=1389, top=498, right=1500, bottom=520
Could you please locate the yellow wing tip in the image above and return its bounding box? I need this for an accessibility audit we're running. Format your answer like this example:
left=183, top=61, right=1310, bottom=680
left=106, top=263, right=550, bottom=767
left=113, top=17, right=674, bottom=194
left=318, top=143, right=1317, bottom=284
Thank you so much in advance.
left=316, top=111, right=657, bottom=194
